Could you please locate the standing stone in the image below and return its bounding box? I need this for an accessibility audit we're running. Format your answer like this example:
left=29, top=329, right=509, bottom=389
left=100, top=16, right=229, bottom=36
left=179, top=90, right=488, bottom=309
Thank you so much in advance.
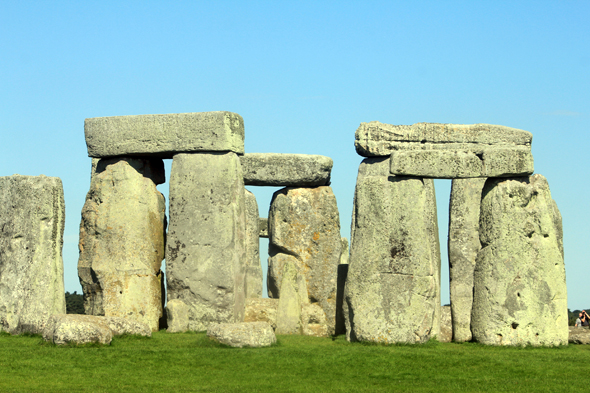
left=166, top=299, right=189, bottom=333
left=267, top=186, right=342, bottom=335
left=335, top=237, right=349, bottom=336
left=0, top=175, right=66, bottom=334
left=448, top=177, right=486, bottom=342
left=344, top=157, right=440, bottom=343
left=166, top=152, right=247, bottom=331
left=439, top=305, right=452, bottom=343
left=471, top=174, right=568, bottom=346
left=275, top=261, right=308, bottom=335
left=245, top=190, right=263, bottom=298
left=78, top=158, right=166, bottom=332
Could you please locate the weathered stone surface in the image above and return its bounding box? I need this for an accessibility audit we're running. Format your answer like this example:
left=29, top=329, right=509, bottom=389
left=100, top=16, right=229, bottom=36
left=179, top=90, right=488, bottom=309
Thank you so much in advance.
left=0, top=175, right=66, bottom=335
left=78, top=158, right=166, bottom=332
left=268, top=186, right=342, bottom=335
left=301, top=303, right=329, bottom=337
left=43, top=314, right=113, bottom=345
left=471, top=174, right=568, bottom=346
left=244, top=298, right=279, bottom=330
left=103, top=316, right=152, bottom=337
left=166, top=299, right=190, bottom=333
left=245, top=190, right=263, bottom=298
left=390, top=147, right=534, bottom=178
left=85, top=111, right=245, bottom=158
left=259, top=217, right=268, bottom=238
left=448, top=178, right=486, bottom=342
left=344, top=157, right=440, bottom=343
left=335, top=238, right=349, bottom=336
left=355, top=122, right=532, bottom=157
left=569, top=327, right=590, bottom=344
left=207, top=322, right=276, bottom=348
left=439, top=305, right=452, bottom=343
left=275, top=261, right=309, bottom=335
left=166, top=152, right=247, bottom=331
left=241, top=153, right=332, bottom=187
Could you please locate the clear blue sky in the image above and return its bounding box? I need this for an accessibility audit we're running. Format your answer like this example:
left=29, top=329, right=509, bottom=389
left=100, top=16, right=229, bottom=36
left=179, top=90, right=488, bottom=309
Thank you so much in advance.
left=1, top=1, right=588, bottom=309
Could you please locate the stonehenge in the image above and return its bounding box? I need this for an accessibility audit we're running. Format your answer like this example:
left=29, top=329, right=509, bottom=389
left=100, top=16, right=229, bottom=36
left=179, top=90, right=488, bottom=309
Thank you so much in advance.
left=347, top=120, right=566, bottom=345
left=0, top=111, right=568, bottom=347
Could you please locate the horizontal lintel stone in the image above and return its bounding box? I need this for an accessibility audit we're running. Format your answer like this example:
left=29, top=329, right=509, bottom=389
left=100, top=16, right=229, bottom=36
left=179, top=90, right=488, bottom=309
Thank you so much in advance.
left=85, top=111, right=245, bottom=158
left=240, top=153, right=332, bottom=187
left=355, top=121, right=532, bottom=157
left=390, top=146, right=534, bottom=178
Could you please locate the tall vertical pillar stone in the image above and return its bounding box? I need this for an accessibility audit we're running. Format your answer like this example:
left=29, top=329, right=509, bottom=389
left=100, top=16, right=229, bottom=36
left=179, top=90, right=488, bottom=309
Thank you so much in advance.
left=78, top=158, right=166, bottom=332
left=166, top=152, right=247, bottom=331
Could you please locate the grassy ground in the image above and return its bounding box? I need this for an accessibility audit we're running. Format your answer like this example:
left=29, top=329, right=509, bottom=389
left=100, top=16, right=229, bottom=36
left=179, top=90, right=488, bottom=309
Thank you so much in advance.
left=1, top=331, right=588, bottom=393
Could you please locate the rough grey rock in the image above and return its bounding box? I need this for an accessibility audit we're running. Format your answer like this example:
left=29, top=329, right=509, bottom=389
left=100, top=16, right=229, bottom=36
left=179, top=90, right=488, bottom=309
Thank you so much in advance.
left=78, top=158, right=166, bottom=332
left=103, top=316, right=152, bottom=337
left=258, top=217, right=269, bottom=238
left=335, top=237, right=350, bottom=336
left=244, top=298, right=279, bottom=330
left=85, top=111, right=245, bottom=158
left=448, top=178, right=486, bottom=342
left=166, top=299, right=190, bottom=333
left=207, top=322, right=276, bottom=348
left=439, top=305, right=452, bottom=343
left=569, top=327, right=590, bottom=344
left=0, top=175, right=66, bottom=335
left=390, top=147, right=534, bottom=178
left=301, top=303, right=329, bottom=337
left=275, top=261, right=309, bottom=335
left=471, top=175, right=568, bottom=346
left=355, top=122, right=532, bottom=157
left=166, top=152, right=247, bottom=331
left=245, top=190, right=263, bottom=298
left=344, top=157, right=441, bottom=343
left=240, top=153, right=333, bottom=187
left=42, top=314, right=113, bottom=345
left=267, top=186, right=342, bottom=335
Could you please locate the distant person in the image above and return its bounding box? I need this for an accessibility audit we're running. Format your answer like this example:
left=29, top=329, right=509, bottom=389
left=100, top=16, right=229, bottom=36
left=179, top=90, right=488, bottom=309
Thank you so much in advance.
left=575, top=310, right=590, bottom=327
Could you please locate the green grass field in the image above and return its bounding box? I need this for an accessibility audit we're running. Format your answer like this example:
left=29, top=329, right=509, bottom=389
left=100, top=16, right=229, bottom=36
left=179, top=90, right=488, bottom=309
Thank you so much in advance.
left=1, top=331, right=588, bottom=392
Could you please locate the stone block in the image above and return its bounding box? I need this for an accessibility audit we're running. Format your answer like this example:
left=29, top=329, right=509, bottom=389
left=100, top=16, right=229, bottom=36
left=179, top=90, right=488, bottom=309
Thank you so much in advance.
left=355, top=121, right=532, bottom=157
left=166, top=299, right=190, bottom=333
left=439, top=305, right=452, bottom=343
left=78, top=158, right=166, bottom=332
left=245, top=190, right=263, bottom=298
left=0, top=175, right=66, bottom=335
left=301, top=303, right=329, bottom=337
left=569, top=327, right=590, bottom=345
left=166, top=152, right=247, bottom=331
left=103, top=316, right=151, bottom=337
left=207, top=322, right=276, bottom=348
left=85, top=111, right=244, bottom=158
left=258, top=217, right=268, bottom=238
left=448, top=178, right=486, bottom=342
left=275, top=261, right=308, bottom=335
left=244, top=298, right=279, bottom=330
left=344, top=157, right=440, bottom=343
left=240, top=153, right=332, bottom=187
left=42, top=314, right=113, bottom=345
left=471, top=175, right=568, bottom=346
left=390, top=147, right=534, bottom=178
left=268, top=186, right=342, bottom=335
